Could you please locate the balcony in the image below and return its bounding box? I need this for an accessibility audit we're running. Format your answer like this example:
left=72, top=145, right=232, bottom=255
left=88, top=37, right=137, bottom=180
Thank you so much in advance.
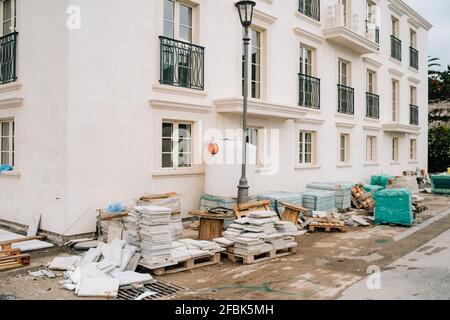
left=410, top=104, right=419, bottom=126
left=337, top=84, right=354, bottom=115
left=298, top=0, right=320, bottom=21
left=366, top=92, right=380, bottom=119
left=0, top=32, right=18, bottom=85
left=391, top=35, right=402, bottom=61
left=299, top=74, right=320, bottom=110
left=159, top=36, right=205, bottom=90
left=410, top=47, right=419, bottom=70
left=323, top=4, right=379, bottom=54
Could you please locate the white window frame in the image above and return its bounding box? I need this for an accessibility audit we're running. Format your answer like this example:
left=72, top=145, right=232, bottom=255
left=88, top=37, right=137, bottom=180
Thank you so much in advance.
left=410, top=139, right=417, bottom=161
left=366, top=136, right=377, bottom=163
left=367, top=70, right=377, bottom=94
left=161, top=120, right=193, bottom=170
left=0, top=0, right=16, bottom=36
left=163, top=0, right=194, bottom=43
left=410, top=85, right=417, bottom=105
left=242, top=28, right=263, bottom=100
left=298, top=130, right=316, bottom=165
left=248, top=126, right=267, bottom=168
left=392, top=137, right=399, bottom=162
left=338, top=59, right=350, bottom=86
left=392, top=79, right=399, bottom=122
left=339, top=133, right=350, bottom=164
left=391, top=16, right=399, bottom=37
left=299, top=45, right=313, bottom=76
left=410, top=29, right=417, bottom=49
left=0, top=119, right=14, bottom=167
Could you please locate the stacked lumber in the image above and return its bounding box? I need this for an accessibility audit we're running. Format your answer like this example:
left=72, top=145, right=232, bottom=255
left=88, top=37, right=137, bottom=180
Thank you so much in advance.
left=309, top=217, right=347, bottom=233
left=351, top=184, right=375, bottom=211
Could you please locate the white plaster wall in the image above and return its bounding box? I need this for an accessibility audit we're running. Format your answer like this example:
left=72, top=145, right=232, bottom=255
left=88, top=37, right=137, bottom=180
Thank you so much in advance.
left=0, top=0, right=430, bottom=236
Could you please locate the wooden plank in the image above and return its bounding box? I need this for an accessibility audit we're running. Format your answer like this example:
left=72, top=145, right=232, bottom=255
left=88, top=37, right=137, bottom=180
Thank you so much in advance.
left=0, top=236, right=47, bottom=248
left=0, top=248, right=21, bottom=258
left=225, top=246, right=298, bottom=265
left=150, top=253, right=221, bottom=276
left=0, top=253, right=30, bottom=263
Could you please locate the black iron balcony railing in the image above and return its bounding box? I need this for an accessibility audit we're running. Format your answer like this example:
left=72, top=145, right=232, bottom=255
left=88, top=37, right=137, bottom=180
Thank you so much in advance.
left=299, top=74, right=320, bottom=109
left=298, top=0, right=320, bottom=21
left=0, top=32, right=18, bottom=85
left=391, top=35, right=402, bottom=61
left=338, top=84, right=354, bottom=115
left=159, top=36, right=205, bottom=90
left=410, top=47, right=419, bottom=70
left=410, top=104, right=419, bottom=126
left=366, top=92, right=380, bottom=119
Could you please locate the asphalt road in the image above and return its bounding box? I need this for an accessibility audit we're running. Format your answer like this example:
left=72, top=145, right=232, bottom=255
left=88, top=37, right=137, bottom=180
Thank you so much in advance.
left=339, top=228, right=450, bottom=300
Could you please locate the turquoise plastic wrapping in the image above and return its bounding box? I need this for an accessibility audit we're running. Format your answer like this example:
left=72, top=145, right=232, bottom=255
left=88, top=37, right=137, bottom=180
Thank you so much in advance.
left=375, top=189, right=413, bottom=227
left=370, top=175, right=395, bottom=188
left=364, top=185, right=384, bottom=196
left=431, top=173, right=450, bottom=195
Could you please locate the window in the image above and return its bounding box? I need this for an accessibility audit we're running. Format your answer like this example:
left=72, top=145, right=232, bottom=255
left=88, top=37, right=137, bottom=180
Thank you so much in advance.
left=391, top=17, right=399, bottom=37
left=242, top=29, right=262, bottom=99
left=367, top=70, right=377, bottom=94
left=162, top=121, right=192, bottom=169
left=340, top=0, right=348, bottom=27
left=410, top=29, right=417, bottom=49
left=248, top=127, right=264, bottom=167
left=338, top=59, right=349, bottom=86
left=366, top=136, right=377, bottom=162
left=299, top=46, right=313, bottom=76
left=410, top=139, right=417, bottom=161
left=0, top=119, right=14, bottom=167
left=1, top=0, right=16, bottom=36
left=410, top=86, right=417, bottom=105
left=392, top=137, right=399, bottom=162
left=163, top=0, right=193, bottom=42
left=339, top=133, right=350, bottom=164
left=299, top=0, right=320, bottom=21
left=299, top=131, right=315, bottom=165
left=392, top=80, right=399, bottom=122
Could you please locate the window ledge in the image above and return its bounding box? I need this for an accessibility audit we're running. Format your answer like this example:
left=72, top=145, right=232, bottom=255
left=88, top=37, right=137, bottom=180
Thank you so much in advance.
left=408, top=67, right=419, bottom=74
left=153, top=84, right=208, bottom=98
left=0, top=170, right=21, bottom=178
left=389, top=57, right=402, bottom=66
left=337, top=164, right=353, bottom=168
left=0, top=82, right=22, bottom=94
left=0, top=97, right=23, bottom=109
left=152, top=169, right=205, bottom=178
left=408, top=161, right=419, bottom=164
left=364, top=163, right=380, bottom=167
left=391, top=162, right=401, bottom=165
left=364, top=117, right=380, bottom=123
left=294, top=11, right=322, bottom=28
left=335, top=113, right=355, bottom=120
left=295, top=164, right=321, bottom=170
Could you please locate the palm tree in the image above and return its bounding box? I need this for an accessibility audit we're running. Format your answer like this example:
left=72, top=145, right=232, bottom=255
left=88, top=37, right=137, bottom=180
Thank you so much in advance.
left=428, top=56, right=441, bottom=78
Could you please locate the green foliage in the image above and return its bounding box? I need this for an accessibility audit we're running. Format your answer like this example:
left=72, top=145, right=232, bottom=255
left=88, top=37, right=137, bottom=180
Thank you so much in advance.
left=429, top=65, right=450, bottom=101
left=428, top=125, right=450, bottom=173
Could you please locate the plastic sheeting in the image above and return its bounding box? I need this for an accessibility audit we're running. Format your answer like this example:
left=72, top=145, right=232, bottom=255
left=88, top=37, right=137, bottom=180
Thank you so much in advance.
left=364, top=185, right=384, bottom=196
left=375, top=189, right=413, bottom=227
left=370, top=175, right=395, bottom=189
left=306, top=182, right=354, bottom=210
left=431, top=173, right=450, bottom=195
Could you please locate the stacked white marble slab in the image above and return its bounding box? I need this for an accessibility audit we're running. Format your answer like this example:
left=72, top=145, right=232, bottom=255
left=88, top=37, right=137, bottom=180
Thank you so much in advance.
left=233, top=237, right=273, bottom=256
left=274, top=221, right=302, bottom=236
left=122, top=211, right=142, bottom=247
left=136, top=206, right=173, bottom=262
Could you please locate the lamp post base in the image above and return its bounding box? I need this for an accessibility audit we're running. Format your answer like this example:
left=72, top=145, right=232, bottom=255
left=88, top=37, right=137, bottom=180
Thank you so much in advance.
left=237, top=178, right=249, bottom=205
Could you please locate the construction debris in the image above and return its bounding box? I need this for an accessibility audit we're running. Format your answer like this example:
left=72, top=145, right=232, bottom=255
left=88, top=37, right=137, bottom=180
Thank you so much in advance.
left=412, top=195, right=428, bottom=213
left=351, top=184, right=375, bottom=212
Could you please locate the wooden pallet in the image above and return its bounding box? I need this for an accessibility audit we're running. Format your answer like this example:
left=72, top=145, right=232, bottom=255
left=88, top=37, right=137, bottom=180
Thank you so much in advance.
left=0, top=253, right=31, bottom=271
left=225, top=245, right=298, bottom=265
left=309, top=224, right=347, bottom=233
left=143, top=253, right=221, bottom=276
left=234, top=200, right=271, bottom=219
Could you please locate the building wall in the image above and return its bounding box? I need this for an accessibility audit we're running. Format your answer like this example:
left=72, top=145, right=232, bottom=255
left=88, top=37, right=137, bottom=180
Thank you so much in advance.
left=0, top=0, right=431, bottom=236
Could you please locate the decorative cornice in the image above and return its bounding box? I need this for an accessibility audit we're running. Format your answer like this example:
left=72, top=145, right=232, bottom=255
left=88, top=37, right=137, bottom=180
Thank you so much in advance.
left=382, top=123, right=421, bottom=134
left=363, top=125, right=382, bottom=132
left=0, top=82, right=21, bottom=94
left=408, top=76, right=421, bottom=84
left=293, top=27, right=324, bottom=44
left=214, top=98, right=307, bottom=120
left=336, top=122, right=356, bottom=129
left=295, top=118, right=325, bottom=125
left=0, top=97, right=23, bottom=109
left=391, top=0, right=433, bottom=31
left=389, top=68, right=405, bottom=78
left=253, top=8, right=277, bottom=25
left=363, top=57, right=382, bottom=69
left=149, top=99, right=212, bottom=113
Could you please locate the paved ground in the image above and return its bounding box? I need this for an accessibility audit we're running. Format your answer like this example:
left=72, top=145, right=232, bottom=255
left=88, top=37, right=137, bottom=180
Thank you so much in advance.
left=339, top=228, right=450, bottom=300
left=1, top=193, right=449, bottom=300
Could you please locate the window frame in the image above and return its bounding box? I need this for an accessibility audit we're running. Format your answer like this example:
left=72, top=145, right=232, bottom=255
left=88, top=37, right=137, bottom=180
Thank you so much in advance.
left=299, top=45, right=313, bottom=76
left=339, top=133, right=350, bottom=164
left=392, top=79, right=399, bottom=122
left=0, top=119, right=14, bottom=167
left=366, top=135, right=377, bottom=163
left=242, top=28, right=263, bottom=100
left=298, top=130, right=316, bottom=166
left=410, top=85, right=417, bottom=105
left=161, top=120, right=193, bottom=170
left=0, top=0, right=16, bottom=36
left=391, top=16, right=399, bottom=38
left=163, top=0, right=194, bottom=43
left=338, top=59, right=350, bottom=86
left=392, top=137, right=399, bottom=162
left=409, top=139, right=417, bottom=161
left=367, top=69, right=377, bottom=94
left=410, top=29, right=417, bottom=49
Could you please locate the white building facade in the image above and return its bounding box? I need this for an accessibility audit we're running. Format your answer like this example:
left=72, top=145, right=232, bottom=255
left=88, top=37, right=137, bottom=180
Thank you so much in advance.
left=0, top=0, right=431, bottom=237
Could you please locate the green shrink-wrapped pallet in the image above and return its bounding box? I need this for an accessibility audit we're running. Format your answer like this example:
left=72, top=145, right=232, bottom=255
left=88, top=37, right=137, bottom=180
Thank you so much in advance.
left=364, top=185, right=384, bottom=196
left=375, top=189, right=414, bottom=227
left=431, top=173, right=450, bottom=195
left=370, top=175, right=395, bottom=189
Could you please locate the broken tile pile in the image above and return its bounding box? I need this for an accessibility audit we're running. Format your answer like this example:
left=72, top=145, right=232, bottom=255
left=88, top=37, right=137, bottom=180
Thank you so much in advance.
left=47, top=239, right=153, bottom=298
left=214, top=211, right=299, bottom=256
left=300, top=211, right=373, bottom=231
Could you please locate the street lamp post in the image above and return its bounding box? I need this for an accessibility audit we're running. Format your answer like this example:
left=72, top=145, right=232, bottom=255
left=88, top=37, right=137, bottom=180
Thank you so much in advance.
left=235, top=1, right=256, bottom=205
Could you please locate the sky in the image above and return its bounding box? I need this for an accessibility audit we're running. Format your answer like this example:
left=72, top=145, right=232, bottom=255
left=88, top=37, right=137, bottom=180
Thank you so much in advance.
left=404, top=0, right=450, bottom=71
